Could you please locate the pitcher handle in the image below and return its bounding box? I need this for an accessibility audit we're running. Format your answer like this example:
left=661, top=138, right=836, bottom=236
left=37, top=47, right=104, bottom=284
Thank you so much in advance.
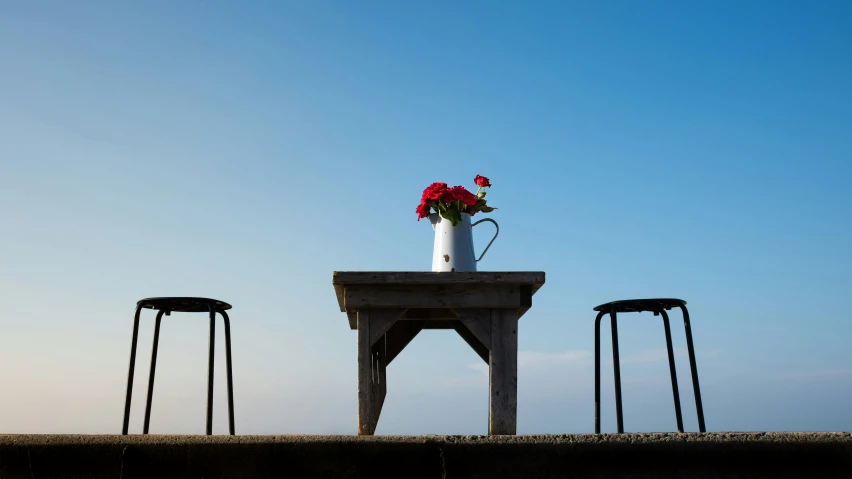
left=472, top=218, right=499, bottom=262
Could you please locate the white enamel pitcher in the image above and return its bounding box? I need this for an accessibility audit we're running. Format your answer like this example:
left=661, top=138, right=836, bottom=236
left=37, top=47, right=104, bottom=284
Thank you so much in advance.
left=429, top=213, right=499, bottom=272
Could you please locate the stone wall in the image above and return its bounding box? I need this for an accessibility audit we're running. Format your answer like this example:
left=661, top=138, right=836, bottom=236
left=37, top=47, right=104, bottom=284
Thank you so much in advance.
left=1, top=432, right=850, bottom=478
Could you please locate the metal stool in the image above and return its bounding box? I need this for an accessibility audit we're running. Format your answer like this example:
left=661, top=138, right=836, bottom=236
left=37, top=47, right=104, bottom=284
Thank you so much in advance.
left=594, top=298, right=705, bottom=434
left=122, top=297, right=235, bottom=435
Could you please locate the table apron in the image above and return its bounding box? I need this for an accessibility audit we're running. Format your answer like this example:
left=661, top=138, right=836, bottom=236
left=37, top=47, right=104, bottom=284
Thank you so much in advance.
left=343, top=284, right=530, bottom=310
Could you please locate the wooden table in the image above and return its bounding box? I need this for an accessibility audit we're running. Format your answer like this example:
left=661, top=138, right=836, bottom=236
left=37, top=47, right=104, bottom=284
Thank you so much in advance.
left=332, top=272, right=546, bottom=435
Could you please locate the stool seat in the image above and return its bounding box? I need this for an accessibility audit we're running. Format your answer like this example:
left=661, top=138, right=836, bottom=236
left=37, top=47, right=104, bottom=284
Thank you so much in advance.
left=138, top=297, right=232, bottom=313
left=594, top=298, right=685, bottom=313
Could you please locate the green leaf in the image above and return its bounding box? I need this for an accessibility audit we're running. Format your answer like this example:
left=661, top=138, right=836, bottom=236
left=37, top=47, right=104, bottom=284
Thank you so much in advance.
left=478, top=205, right=496, bottom=213
left=476, top=191, right=486, bottom=198
left=441, top=206, right=462, bottom=226
left=467, top=199, right=487, bottom=214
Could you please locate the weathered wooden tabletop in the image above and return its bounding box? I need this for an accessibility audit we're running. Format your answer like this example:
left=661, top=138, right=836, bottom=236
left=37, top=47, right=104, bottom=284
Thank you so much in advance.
left=333, top=271, right=545, bottom=328
left=332, top=271, right=546, bottom=436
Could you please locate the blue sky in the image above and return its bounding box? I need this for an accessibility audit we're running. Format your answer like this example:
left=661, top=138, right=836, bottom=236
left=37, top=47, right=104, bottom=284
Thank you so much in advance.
left=1, top=0, right=850, bottom=435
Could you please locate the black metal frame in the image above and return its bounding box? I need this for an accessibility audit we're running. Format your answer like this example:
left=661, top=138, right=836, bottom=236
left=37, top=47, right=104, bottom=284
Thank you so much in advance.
left=122, top=299, right=235, bottom=435
left=594, top=300, right=705, bottom=434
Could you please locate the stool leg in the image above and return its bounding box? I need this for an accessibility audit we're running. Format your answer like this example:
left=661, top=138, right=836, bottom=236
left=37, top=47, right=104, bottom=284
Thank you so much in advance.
left=594, top=310, right=605, bottom=434
left=221, top=310, right=236, bottom=435
left=143, top=310, right=166, bottom=434
left=610, top=306, right=624, bottom=434
left=206, top=306, right=216, bottom=435
left=679, top=305, right=706, bottom=432
left=123, top=305, right=143, bottom=435
left=660, top=310, right=684, bottom=433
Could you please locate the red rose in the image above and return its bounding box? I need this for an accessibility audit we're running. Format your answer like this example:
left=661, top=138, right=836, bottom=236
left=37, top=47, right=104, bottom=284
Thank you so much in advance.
left=421, top=182, right=447, bottom=202
left=458, top=189, right=478, bottom=207
left=474, top=175, right=491, bottom=188
left=442, top=185, right=478, bottom=206
left=416, top=202, right=431, bottom=220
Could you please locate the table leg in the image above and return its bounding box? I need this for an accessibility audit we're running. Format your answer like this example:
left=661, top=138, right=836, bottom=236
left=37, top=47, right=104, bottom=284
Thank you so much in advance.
left=489, top=308, right=519, bottom=435
left=357, top=308, right=404, bottom=435
left=357, top=309, right=375, bottom=435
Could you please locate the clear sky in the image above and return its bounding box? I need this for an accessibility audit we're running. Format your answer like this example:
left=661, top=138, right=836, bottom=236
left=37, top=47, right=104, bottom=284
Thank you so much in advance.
left=1, top=0, right=851, bottom=435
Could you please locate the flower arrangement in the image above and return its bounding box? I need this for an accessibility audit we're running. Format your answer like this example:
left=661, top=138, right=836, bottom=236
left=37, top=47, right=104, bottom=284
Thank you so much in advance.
left=416, top=175, right=496, bottom=226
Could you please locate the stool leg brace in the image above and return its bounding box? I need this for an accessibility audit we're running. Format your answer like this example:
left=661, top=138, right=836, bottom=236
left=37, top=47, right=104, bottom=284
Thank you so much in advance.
left=594, top=305, right=706, bottom=433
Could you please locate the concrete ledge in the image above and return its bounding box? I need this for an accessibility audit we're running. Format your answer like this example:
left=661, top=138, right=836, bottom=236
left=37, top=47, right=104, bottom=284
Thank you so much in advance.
left=1, top=432, right=850, bottom=478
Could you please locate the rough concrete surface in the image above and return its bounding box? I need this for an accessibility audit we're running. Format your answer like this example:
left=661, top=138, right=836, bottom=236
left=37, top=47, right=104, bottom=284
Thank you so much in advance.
left=0, top=432, right=850, bottom=478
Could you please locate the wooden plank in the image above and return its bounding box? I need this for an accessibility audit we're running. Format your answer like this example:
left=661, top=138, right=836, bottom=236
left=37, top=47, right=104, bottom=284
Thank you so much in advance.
left=357, top=309, right=375, bottom=435
left=402, top=307, right=534, bottom=322
left=385, top=320, right=424, bottom=365
left=369, top=347, right=385, bottom=433
left=351, top=307, right=532, bottom=329
left=334, top=271, right=545, bottom=287
left=369, top=308, right=407, bottom=348
left=334, top=271, right=545, bottom=314
left=376, top=340, right=387, bottom=422
left=453, top=309, right=492, bottom=349
left=489, top=308, right=519, bottom=435
left=401, top=309, right=459, bottom=320
left=334, top=283, right=346, bottom=312
left=454, top=322, right=489, bottom=363
left=421, top=320, right=457, bottom=330
left=520, top=285, right=533, bottom=309
left=344, top=284, right=523, bottom=310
